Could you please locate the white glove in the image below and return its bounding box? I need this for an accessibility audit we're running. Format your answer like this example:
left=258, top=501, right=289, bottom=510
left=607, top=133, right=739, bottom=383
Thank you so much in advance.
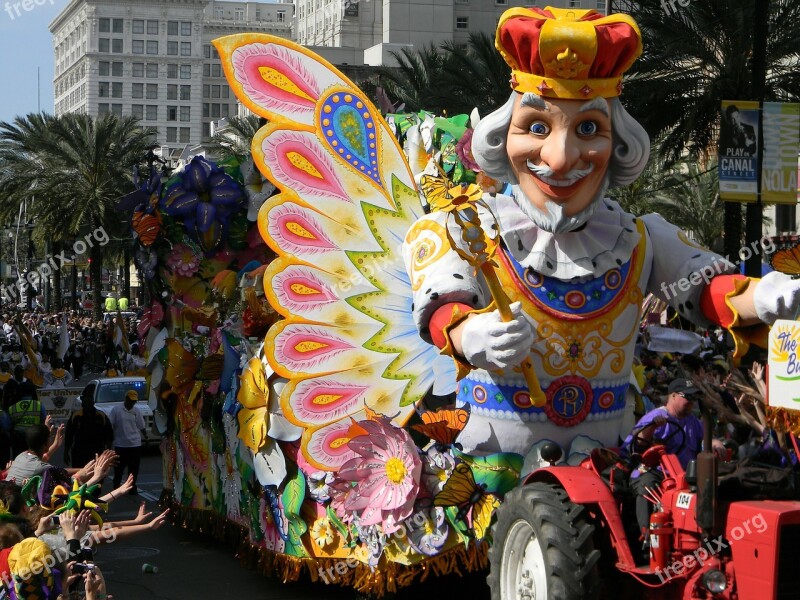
left=460, top=302, right=534, bottom=371
left=753, top=271, right=800, bottom=324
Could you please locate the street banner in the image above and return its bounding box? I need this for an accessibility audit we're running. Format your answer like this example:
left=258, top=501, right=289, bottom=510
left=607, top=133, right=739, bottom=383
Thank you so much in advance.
left=762, top=102, right=800, bottom=205
left=767, top=319, right=800, bottom=409
left=719, top=101, right=760, bottom=202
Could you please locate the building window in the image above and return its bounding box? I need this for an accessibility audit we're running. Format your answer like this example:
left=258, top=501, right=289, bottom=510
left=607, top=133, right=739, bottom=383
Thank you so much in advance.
left=212, top=64, right=221, bottom=78
left=214, top=7, right=224, bottom=19
left=456, top=16, right=469, bottom=29
left=568, top=0, right=581, bottom=6
left=277, top=10, right=286, bottom=23
left=180, top=85, right=191, bottom=101
left=111, top=82, right=122, bottom=98
left=234, top=8, right=245, bottom=20
left=180, top=127, right=190, bottom=143
left=203, top=64, right=210, bottom=77
left=167, top=21, right=179, bottom=36
left=112, top=39, right=123, bottom=53
left=203, top=85, right=210, bottom=98
left=203, top=103, right=210, bottom=118
left=132, top=104, right=144, bottom=119
left=98, top=61, right=110, bottom=76
left=132, top=20, right=144, bottom=34
left=99, top=18, right=110, bottom=33
left=146, top=63, right=159, bottom=78
left=180, top=106, right=191, bottom=121
left=211, top=103, right=220, bottom=118
left=112, top=18, right=123, bottom=33
left=146, top=105, right=158, bottom=120
left=167, top=41, right=178, bottom=56
left=221, top=104, right=229, bottom=118
left=167, top=106, right=177, bottom=121
left=112, top=62, right=123, bottom=77
left=222, top=85, right=229, bottom=98
left=495, top=0, right=507, bottom=4
left=98, top=82, right=109, bottom=98
left=98, top=103, right=109, bottom=114
left=132, top=83, right=144, bottom=99
left=147, top=41, right=158, bottom=55
left=181, top=22, right=192, bottom=36
left=255, top=9, right=261, bottom=21
left=202, top=122, right=210, bottom=138
left=111, top=104, right=123, bottom=116
left=146, top=84, right=158, bottom=99
left=181, top=42, right=191, bottom=56
left=132, top=40, right=144, bottom=55
left=167, top=64, right=178, bottom=79
left=596, top=0, right=606, bottom=11
left=99, top=38, right=110, bottom=53
left=211, top=85, right=220, bottom=99
left=147, top=20, right=159, bottom=35
left=167, top=84, right=178, bottom=100
left=166, top=127, right=177, bottom=143
left=203, top=44, right=211, bottom=59
left=132, top=63, right=144, bottom=77
left=180, top=65, right=191, bottom=79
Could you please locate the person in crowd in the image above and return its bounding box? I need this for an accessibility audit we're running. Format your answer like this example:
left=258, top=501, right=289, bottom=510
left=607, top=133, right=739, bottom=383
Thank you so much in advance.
left=63, top=390, right=114, bottom=469
left=6, top=366, right=46, bottom=457
left=108, top=390, right=145, bottom=495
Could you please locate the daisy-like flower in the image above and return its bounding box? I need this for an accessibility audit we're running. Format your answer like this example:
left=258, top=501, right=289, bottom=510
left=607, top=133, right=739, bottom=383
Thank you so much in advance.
left=311, top=517, right=336, bottom=549
left=421, top=446, right=455, bottom=496
left=308, top=471, right=335, bottom=503
left=333, top=418, right=422, bottom=533
left=406, top=507, right=449, bottom=556
left=166, top=243, right=202, bottom=278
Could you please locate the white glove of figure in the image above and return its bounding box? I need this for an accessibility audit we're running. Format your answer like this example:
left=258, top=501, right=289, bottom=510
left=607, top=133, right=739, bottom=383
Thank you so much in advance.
left=460, top=302, right=535, bottom=371
left=753, top=271, right=800, bottom=324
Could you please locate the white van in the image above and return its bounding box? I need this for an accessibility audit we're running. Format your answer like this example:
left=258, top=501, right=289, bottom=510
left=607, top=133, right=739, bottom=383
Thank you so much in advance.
left=77, top=377, right=160, bottom=445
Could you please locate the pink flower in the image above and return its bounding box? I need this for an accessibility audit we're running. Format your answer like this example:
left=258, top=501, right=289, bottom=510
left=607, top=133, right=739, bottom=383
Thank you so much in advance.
left=166, top=243, right=202, bottom=277
left=455, top=128, right=480, bottom=172
left=331, top=418, right=422, bottom=533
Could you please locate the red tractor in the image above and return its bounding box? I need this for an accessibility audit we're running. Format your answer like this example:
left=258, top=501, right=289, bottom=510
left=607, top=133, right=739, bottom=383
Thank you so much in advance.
left=487, top=413, right=800, bottom=599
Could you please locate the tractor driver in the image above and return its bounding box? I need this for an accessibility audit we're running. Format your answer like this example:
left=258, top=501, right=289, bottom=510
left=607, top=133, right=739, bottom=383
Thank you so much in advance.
left=621, top=378, right=726, bottom=556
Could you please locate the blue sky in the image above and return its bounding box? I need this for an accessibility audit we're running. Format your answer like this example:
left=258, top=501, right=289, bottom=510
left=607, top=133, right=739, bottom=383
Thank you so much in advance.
left=0, top=0, right=69, bottom=124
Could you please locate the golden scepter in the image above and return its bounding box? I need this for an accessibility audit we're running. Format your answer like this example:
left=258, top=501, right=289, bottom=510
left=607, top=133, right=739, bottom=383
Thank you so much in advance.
left=421, top=172, right=547, bottom=408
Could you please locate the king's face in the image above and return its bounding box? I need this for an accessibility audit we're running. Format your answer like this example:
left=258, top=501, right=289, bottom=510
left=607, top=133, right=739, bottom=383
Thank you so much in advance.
left=506, top=94, right=613, bottom=218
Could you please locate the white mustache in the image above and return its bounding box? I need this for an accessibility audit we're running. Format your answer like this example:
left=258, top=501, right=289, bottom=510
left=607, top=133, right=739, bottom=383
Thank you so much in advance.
left=526, top=161, right=594, bottom=187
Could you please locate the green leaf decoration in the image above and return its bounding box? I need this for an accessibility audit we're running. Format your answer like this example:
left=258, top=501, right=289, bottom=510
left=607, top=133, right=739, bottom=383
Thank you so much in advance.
left=445, top=505, right=472, bottom=547
left=281, top=469, right=308, bottom=557
left=326, top=505, right=350, bottom=544
left=453, top=449, right=523, bottom=496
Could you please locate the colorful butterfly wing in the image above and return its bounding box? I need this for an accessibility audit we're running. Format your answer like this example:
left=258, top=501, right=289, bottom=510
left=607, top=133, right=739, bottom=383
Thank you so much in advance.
left=132, top=210, right=161, bottom=246
left=471, top=493, right=501, bottom=541
left=413, top=408, right=469, bottom=444
left=770, top=244, right=800, bottom=278
left=215, top=34, right=456, bottom=471
left=165, top=339, right=201, bottom=402
left=434, top=463, right=477, bottom=509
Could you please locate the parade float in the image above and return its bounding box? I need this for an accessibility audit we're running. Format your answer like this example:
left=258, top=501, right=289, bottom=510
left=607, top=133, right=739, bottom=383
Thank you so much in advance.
left=127, top=6, right=800, bottom=599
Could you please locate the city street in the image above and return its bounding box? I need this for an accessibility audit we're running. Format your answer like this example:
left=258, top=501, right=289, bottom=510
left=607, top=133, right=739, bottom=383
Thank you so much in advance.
left=91, top=450, right=491, bottom=600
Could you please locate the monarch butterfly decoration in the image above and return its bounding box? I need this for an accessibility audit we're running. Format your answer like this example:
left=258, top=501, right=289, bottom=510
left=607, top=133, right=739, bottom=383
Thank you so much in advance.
left=769, top=241, right=800, bottom=280
left=132, top=209, right=162, bottom=247
left=412, top=408, right=469, bottom=446
left=434, top=462, right=500, bottom=540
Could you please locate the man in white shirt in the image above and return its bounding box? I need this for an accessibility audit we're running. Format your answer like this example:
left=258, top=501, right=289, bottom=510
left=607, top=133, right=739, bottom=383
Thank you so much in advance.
left=109, top=390, right=145, bottom=495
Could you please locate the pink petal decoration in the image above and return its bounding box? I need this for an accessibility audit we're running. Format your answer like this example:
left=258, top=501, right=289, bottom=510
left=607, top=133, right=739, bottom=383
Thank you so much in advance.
left=273, top=324, right=354, bottom=372
left=262, top=131, right=348, bottom=202
left=266, top=203, right=338, bottom=256
left=231, top=43, right=321, bottom=117
left=290, top=379, right=368, bottom=425
left=304, top=420, right=358, bottom=471
left=272, top=268, right=338, bottom=314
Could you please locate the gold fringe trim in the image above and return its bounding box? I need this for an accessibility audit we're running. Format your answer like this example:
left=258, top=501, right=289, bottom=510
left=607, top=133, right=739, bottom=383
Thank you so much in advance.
left=159, top=490, right=489, bottom=598
left=766, top=406, right=800, bottom=437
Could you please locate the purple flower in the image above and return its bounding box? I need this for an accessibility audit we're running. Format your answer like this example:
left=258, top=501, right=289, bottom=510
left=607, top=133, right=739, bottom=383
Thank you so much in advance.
left=455, top=128, right=480, bottom=172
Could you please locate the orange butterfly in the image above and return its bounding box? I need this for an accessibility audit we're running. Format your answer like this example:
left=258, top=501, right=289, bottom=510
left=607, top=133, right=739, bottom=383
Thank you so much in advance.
left=132, top=210, right=162, bottom=246
left=770, top=242, right=800, bottom=280
left=412, top=408, right=469, bottom=445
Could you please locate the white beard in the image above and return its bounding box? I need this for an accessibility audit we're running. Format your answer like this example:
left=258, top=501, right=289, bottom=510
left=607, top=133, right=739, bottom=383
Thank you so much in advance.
left=511, top=172, right=611, bottom=234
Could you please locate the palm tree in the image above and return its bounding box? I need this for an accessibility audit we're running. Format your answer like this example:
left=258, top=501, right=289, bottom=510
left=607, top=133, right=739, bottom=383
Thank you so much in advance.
left=615, top=0, right=800, bottom=258
left=376, top=45, right=450, bottom=114
left=204, top=114, right=263, bottom=163
left=0, top=113, right=156, bottom=319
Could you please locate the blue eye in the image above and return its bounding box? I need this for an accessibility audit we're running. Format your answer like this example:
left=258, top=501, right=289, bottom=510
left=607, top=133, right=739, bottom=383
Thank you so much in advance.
left=578, top=121, right=598, bottom=135
left=529, top=122, right=549, bottom=135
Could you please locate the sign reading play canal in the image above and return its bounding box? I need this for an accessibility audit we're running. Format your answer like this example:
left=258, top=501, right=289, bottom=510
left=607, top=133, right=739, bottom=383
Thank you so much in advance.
left=768, top=320, right=800, bottom=409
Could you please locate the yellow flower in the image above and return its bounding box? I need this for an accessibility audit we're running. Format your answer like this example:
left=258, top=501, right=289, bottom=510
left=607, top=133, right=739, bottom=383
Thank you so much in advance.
left=236, top=356, right=269, bottom=451
left=311, top=517, right=335, bottom=549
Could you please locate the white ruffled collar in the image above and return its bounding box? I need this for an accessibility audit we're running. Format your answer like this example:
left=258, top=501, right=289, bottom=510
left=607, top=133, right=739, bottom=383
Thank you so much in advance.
left=480, top=194, right=641, bottom=280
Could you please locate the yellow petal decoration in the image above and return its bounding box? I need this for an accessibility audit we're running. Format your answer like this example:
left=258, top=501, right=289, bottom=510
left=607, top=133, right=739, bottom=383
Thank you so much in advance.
left=237, top=356, right=271, bottom=451
left=238, top=405, right=268, bottom=452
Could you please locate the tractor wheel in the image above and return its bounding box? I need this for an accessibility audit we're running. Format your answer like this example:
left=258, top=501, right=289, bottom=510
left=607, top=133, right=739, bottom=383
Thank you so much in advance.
left=488, top=482, right=601, bottom=600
